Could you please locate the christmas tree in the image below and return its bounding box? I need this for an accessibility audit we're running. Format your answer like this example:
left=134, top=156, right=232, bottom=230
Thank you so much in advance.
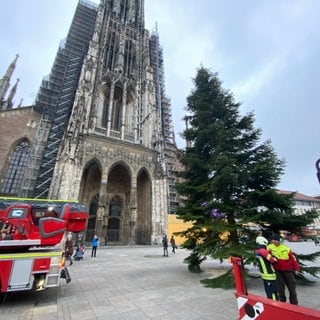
left=175, top=67, right=320, bottom=287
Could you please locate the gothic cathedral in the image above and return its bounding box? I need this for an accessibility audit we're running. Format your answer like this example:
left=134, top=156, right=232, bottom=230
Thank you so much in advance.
left=0, top=0, right=179, bottom=245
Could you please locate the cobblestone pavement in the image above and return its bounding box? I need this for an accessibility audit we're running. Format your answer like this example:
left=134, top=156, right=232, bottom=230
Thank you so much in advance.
left=1, top=241, right=320, bottom=319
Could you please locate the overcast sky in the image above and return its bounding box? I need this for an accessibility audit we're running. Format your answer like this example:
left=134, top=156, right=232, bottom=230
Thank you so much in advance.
left=1, top=0, right=320, bottom=196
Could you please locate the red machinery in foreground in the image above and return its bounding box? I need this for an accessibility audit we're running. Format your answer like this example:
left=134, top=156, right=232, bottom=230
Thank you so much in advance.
left=231, top=257, right=320, bottom=319
left=0, top=197, right=88, bottom=294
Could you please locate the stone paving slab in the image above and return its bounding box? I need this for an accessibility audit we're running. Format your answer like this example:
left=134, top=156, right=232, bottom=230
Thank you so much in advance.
left=1, top=242, right=320, bottom=319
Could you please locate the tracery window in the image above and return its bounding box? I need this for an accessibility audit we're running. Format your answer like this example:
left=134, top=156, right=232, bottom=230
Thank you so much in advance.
left=1, top=140, right=30, bottom=195
left=111, top=86, right=123, bottom=132
left=120, top=1, right=129, bottom=22
left=112, top=99, right=122, bottom=131
left=124, top=40, right=135, bottom=77
left=102, top=85, right=110, bottom=128
left=105, top=31, right=117, bottom=71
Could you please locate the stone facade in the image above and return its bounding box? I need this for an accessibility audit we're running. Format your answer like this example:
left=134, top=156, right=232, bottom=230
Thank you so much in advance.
left=51, top=138, right=168, bottom=244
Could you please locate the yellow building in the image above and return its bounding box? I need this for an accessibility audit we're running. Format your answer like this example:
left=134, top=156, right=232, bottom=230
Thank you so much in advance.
left=167, top=214, right=193, bottom=245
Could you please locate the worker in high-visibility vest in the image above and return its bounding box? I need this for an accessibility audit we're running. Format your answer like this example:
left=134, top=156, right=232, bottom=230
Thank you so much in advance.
left=255, top=236, right=279, bottom=300
left=267, top=234, right=300, bottom=305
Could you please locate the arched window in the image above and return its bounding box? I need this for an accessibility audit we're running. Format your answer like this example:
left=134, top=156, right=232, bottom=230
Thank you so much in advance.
left=111, top=86, right=122, bottom=132
left=101, top=85, right=110, bottom=128
left=124, top=40, right=135, bottom=78
left=112, top=99, right=122, bottom=131
left=120, top=0, right=129, bottom=22
left=1, top=140, right=30, bottom=195
left=105, top=31, right=117, bottom=71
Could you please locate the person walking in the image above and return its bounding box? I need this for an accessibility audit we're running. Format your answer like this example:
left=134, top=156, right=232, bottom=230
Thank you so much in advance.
left=91, top=235, right=99, bottom=258
left=267, top=234, right=300, bottom=305
left=162, top=234, right=168, bottom=257
left=170, top=235, right=176, bottom=254
left=64, top=234, right=74, bottom=265
left=255, top=236, right=278, bottom=300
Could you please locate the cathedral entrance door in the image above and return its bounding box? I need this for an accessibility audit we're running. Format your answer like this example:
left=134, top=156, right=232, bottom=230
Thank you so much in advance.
left=107, top=217, right=120, bottom=241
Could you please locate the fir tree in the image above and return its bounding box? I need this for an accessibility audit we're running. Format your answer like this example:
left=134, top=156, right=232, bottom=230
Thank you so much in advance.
left=175, top=67, right=320, bottom=286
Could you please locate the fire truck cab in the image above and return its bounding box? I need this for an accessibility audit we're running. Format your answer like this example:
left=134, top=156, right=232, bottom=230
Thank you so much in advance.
left=0, top=197, right=88, bottom=295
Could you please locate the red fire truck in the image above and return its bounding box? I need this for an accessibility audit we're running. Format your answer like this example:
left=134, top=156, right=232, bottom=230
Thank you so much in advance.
left=0, top=197, right=88, bottom=295
left=231, top=257, right=320, bottom=319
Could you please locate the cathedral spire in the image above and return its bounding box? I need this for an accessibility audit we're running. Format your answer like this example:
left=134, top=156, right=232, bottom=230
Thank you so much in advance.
left=0, top=54, right=19, bottom=101
left=6, top=78, right=20, bottom=109
left=0, top=78, right=19, bottom=110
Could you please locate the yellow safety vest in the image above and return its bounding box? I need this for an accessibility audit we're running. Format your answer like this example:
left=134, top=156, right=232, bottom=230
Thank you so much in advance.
left=267, top=243, right=290, bottom=259
left=256, top=255, right=276, bottom=280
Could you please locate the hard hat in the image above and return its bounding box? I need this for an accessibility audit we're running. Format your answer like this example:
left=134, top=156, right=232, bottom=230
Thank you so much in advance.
left=256, top=236, right=268, bottom=246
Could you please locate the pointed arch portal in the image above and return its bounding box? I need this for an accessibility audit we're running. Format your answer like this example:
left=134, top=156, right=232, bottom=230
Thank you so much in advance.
left=136, top=168, right=152, bottom=244
left=106, top=163, right=131, bottom=243
left=79, top=159, right=154, bottom=245
left=79, top=159, right=102, bottom=242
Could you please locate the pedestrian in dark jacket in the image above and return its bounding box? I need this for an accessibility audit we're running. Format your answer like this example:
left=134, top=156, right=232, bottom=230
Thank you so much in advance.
left=162, top=234, right=168, bottom=257
left=170, top=235, right=176, bottom=254
left=255, top=236, right=278, bottom=300
left=64, top=234, right=74, bottom=265
left=267, top=234, right=300, bottom=305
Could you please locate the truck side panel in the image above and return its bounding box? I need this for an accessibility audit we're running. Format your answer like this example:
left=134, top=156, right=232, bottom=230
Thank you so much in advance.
left=0, top=251, right=63, bottom=293
left=9, top=259, right=33, bottom=291
left=32, top=258, right=51, bottom=273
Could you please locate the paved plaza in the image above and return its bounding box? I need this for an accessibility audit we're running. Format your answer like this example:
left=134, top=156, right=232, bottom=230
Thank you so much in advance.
left=1, top=241, right=320, bottom=319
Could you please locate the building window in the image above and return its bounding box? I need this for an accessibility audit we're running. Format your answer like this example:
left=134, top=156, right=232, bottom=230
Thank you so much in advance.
left=109, top=197, right=121, bottom=217
left=1, top=140, right=30, bottom=195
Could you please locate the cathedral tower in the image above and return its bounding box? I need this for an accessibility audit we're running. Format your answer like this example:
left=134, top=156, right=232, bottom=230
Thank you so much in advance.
left=49, top=0, right=172, bottom=244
